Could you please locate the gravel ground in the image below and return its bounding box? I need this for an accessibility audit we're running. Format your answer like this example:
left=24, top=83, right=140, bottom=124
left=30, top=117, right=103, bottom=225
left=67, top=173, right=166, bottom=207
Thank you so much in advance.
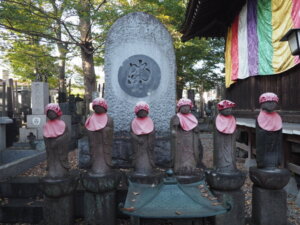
left=17, top=132, right=300, bottom=225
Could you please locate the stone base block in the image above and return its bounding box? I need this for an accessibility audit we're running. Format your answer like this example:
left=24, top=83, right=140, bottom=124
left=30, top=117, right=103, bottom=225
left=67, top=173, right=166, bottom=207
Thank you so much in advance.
left=39, top=174, right=79, bottom=225
left=84, top=191, right=116, bottom=225
left=43, top=195, right=74, bottom=225
left=19, top=128, right=38, bottom=143
left=26, top=115, right=46, bottom=139
left=212, top=189, right=245, bottom=225
left=82, top=172, right=121, bottom=225
left=252, top=186, right=287, bottom=225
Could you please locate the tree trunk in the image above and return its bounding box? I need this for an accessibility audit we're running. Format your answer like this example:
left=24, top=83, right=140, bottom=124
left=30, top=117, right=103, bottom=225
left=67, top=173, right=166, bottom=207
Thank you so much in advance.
left=50, top=0, right=68, bottom=103
left=57, top=43, right=68, bottom=102
left=78, top=0, right=96, bottom=114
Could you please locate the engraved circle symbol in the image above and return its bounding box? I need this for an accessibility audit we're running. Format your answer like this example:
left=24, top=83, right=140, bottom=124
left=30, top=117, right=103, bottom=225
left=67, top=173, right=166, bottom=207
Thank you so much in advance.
left=118, top=55, right=161, bottom=97
left=32, top=117, right=41, bottom=126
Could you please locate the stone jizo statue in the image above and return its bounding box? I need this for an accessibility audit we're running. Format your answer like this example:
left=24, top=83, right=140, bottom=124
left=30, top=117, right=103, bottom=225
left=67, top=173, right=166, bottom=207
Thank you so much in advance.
left=130, top=101, right=155, bottom=175
left=85, top=98, right=114, bottom=175
left=43, top=103, right=70, bottom=178
left=256, top=92, right=282, bottom=169
left=171, top=98, right=203, bottom=174
left=214, top=100, right=237, bottom=172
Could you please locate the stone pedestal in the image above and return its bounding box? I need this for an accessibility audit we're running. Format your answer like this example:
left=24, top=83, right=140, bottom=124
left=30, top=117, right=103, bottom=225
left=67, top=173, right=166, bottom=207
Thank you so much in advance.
left=39, top=175, right=79, bottom=225
left=0, top=117, right=13, bottom=150
left=26, top=115, right=46, bottom=139
left=19, top=127, right=38, bottom=143
left=250, top=167, right=290, bottom=189
left=206, top=170, right=246, bottom=225
left=212, top=189, right=245, bottom=225
left=252, top=186, right=287, bottom=225
left=81, top=172, right=121, bottom=225
left=250, top=167, right=290, bottom=225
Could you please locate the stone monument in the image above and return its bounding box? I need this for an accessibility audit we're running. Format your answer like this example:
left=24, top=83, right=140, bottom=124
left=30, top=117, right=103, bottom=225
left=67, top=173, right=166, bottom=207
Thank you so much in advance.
left=82, top=98, right=120, bottom=225
left=205, top=100, right=246, bottom=225
left=250, top=92, right=290, bottom=225
left=0, top=80, right=13, bottom=151
left=104, top=12, right=176, bottom=167
left=170, top=98, right=203, bottom=175
left=39, top=103, right=78, bottom=225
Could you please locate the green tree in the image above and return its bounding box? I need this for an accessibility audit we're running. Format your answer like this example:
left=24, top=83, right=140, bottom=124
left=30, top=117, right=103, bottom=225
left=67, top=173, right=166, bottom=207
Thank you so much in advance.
left=0, top=0, right=106, bottom=106
left=1, top=34, right=59, bottom=87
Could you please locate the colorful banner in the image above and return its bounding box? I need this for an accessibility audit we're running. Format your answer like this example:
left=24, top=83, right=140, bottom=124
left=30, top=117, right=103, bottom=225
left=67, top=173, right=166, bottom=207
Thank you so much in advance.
left=225, top=0, right=300, bottom=88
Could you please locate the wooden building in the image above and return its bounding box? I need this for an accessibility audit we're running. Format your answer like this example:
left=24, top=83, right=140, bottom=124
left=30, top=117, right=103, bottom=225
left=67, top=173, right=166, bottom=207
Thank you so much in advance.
left=181, top=0, right=300, bottom=176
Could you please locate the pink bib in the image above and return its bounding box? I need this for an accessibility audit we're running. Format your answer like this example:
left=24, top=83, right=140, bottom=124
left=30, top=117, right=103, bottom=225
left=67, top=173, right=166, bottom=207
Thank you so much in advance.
left=257, top=110, right=282, bottom=131
left=85, top=113, right=108, bottom=131
left=43, top=119, right=66, bottom=138
left=131, top=117, right=154, bottom=135
left=177, top=113, right=198, bottom=131
left=216, top=114, right=236, bottom=134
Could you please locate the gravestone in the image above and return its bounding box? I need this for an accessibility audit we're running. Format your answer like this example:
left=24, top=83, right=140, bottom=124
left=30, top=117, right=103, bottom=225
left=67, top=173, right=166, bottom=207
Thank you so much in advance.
left=104, top=12, right=176, bottom=167
left=31, top=82, right=49, bottom=115
left=25, top=82, right=49, bottom=140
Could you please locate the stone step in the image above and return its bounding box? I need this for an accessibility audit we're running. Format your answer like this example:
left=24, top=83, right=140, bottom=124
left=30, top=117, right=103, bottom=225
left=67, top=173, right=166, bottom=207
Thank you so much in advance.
left=0, top=198, right=43, bottom=224
left=0, top=177, right=43, bottom=198
left=0, top=177, right=129, bottom=223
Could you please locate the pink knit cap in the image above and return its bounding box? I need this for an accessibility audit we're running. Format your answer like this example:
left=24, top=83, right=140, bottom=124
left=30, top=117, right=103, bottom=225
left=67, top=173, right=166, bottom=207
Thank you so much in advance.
left=134, top=101, right=150, bottom=114
left=217, top=100, right=236, bottom=111
left=92, top=97, right=108, bottom=110
left=177, top=98, right=193, bottom=109
left=259, top=92, right=279, bottom=104
left=45, top=103, right=63, bottom=117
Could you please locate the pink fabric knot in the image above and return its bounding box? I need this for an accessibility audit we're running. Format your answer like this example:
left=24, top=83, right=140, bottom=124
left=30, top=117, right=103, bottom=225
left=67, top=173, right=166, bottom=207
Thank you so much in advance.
left=177, top=98, right=193, bottom=110
left=85, top=113, right=108, bottom=131
left=45, top=103, right=63, bottom=117
left=134, top=101, right=150, bottom=114
left=217, top=100, right=236, bottom=111
left=216, top=114, right=236, bottom=134
left=176, top=113, right=198, bottom=131
left=43, top=119, right=66, bottom=138
left=257, top=110, right=282, bottom=131
left=92, top=97, right=108, bottom=110
left=259, top=92, right=279, bottom=104
left=131, top=117, right=154, bottom=135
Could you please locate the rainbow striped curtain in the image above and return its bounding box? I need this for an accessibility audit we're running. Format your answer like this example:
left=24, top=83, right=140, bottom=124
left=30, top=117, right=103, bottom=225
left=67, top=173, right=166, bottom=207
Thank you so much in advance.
left=225, top=0, right=300, bottom=88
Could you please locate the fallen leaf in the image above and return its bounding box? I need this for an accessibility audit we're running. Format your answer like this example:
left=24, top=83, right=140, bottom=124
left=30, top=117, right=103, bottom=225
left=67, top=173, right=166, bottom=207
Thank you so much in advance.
left=122, top=207, right=135, bottom=212
left=175, top=211, right=182, bottom=215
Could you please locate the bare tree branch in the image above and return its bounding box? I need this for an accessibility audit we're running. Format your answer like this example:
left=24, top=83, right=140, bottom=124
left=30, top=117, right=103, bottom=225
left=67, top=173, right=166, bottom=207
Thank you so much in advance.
left=0, top=22, right=75, bottom=45
left=94, top=0, right=107, bottom=12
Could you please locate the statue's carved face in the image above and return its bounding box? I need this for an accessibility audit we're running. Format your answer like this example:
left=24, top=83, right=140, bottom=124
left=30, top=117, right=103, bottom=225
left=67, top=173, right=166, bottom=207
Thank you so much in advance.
left=179, top=105, right=191, bottom=114
left=137, top=109, right=148, bottom=118
left=219, top=108, right=232, bottom=116
left=47, top=110, right=58, bottom=120
left=93, top=105, right=106, bottom=114
left=261, top=101, right=277, bottom=113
